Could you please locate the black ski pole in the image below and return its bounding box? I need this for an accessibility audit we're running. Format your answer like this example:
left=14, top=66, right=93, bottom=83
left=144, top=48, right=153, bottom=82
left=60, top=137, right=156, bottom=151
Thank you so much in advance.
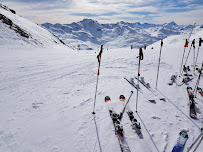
left=179, top=39, right=189, bottom=77
left=136, top=48, right=143, bottom=112
left=194, top=62, right=203, bottom=97
left=119, top=91, right=133, bottom=120
left=92, top=45, right=103, bottom=114
left=179, top=23, right=196, bottom=77
left=156, top=39, right=163, bottom=90
left=195, top=38, right=203, bottom=66
left=193, top=39, right=196, bottom=74
left=181, top=39, right=195, bottom=75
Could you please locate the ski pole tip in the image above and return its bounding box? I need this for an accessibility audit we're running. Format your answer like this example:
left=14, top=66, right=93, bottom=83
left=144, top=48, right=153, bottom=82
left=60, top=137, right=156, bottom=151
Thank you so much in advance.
left=92, top=111, right=96, bottom=114
left=131, top=91, right=134, bottom=94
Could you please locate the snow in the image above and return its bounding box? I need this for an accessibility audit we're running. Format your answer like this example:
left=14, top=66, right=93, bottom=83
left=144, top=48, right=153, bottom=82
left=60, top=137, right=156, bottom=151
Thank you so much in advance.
left=0, top=7, right=65, bottom=48
left=1, top=4, right=203, bottom=152
left=41, top=19, right=202, bottom=50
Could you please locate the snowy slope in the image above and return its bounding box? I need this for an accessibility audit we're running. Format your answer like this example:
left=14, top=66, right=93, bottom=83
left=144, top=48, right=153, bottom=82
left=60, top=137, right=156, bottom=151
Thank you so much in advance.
left=42, top=19, right=202, bottom=50
left=0, top=4, right=65, bottom=48
left=0, top=22, right=203, bottom=152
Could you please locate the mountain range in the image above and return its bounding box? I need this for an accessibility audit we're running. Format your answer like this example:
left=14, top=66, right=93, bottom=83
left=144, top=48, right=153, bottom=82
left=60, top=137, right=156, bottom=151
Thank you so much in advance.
left=42, top=19, right=202, bottom=50
left=1, top=3, right=202, bottom=50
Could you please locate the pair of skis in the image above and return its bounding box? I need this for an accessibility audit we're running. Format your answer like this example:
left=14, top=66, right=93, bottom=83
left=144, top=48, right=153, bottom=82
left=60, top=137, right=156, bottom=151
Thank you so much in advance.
left=125, top=77, right=165, bottom=103
left=124, top=77, right=156, bottom=103
left=105, top=96, right=130, bottom=152
left=168, top=74, right=193, bottom=86
left=105, top=92, right=142, bottom=152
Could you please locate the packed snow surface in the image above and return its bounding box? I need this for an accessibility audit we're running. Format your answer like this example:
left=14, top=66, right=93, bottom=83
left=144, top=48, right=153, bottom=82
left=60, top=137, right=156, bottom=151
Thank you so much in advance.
left=0, top=27, right=203, bottom=152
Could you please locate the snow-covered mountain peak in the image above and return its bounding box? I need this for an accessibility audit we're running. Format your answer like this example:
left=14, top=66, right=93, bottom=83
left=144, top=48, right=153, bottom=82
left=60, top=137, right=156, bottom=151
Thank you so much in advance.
left=79, top=18, right=99, bottom=24
left=163, top=21, right=178, bottom=27
left=42, top=19, right=202, bottom=50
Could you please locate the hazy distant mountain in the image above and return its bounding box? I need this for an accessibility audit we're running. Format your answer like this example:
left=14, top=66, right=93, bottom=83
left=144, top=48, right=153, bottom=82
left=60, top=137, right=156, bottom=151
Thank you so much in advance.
left=42, top=19, right=200, bottom=50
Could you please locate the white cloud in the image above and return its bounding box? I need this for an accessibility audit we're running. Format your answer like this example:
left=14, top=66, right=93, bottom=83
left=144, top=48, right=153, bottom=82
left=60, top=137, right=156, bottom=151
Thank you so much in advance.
left=1, top=0, right=202, bottom=25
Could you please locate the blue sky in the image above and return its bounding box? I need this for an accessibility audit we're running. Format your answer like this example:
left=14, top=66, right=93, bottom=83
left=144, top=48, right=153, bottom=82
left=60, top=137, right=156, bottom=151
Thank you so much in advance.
left=0, top=0, right=202, bottom=25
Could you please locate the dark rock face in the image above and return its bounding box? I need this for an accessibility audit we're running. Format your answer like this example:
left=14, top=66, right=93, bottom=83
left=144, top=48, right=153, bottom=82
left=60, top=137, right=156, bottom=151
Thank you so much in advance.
left=0, top=3, right=16, bottom=14
left=0, top=13, right=30, bottom=38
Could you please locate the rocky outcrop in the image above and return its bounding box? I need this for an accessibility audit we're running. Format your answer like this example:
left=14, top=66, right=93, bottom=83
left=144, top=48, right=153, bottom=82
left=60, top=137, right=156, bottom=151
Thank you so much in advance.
left=0, top=13, right=30, bottom=38
left=0, top=3, right=16, bottom=14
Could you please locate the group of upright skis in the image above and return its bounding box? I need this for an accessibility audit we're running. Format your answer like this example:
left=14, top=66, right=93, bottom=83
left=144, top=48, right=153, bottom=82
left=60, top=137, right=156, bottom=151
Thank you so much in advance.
left=168, top=62, right=203, bottom=119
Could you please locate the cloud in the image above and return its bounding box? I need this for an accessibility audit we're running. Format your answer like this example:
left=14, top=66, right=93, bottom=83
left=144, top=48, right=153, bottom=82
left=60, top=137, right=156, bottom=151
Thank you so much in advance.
left=0, top=0, right=202, bottom=24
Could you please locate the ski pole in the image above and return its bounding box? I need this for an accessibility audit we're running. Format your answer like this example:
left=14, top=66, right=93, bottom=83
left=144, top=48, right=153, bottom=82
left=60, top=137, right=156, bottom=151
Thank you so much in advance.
left=179, top=39, right=189, bottom=77
left=187, top=128, right=203, bottom=152
left=183, top=40, right=194, bottom=66
left=193, top=136, right=203, bottom=152
left=120, top=91, right=133, bottom=120
left=194, top=62, right=203, bottom=97
left=156, top=39, right=163, bottom=90
left=136, top=48, right=143, bottom=112
left=179, top=23, right=196, bottom=77
left=181, top=39, right=195, bottom=76
left=195, top=38, right=203, bottom=66
left=193, top=39, right=196, bottom=74
left=92, top=45, right=103, bottom=114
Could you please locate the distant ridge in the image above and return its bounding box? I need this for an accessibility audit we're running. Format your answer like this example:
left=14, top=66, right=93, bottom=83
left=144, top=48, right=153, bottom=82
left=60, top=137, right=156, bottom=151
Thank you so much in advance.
left=42, top=18, right=201, bottom=50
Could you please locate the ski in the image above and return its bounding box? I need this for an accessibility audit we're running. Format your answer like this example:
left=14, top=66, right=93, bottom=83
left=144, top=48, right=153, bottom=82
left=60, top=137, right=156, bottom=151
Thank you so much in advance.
left=187, top=129, right=203, bottom=152
left=197, top=87, right=203, bottom=97
left=133, top=76, right=165, bottom=101
left=177, top=77, right=193, bottom=86
left=134, top=76, right=151, bottom=89
left=124, top=77, right=156, bottom=103
left=119, top=91, right=134, bottom=120
left=168, top=75, right=177, bottom=85
left=105, top=96, right=131, bottom=152
left=172, top=130, right=189, bottom=152
left=187, top=87, right=197, bottom=119
left=119, top=95, right=143, bottom=139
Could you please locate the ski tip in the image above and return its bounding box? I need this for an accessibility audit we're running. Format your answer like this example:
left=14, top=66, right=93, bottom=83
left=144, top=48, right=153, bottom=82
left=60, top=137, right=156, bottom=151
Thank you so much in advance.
left=119, top=95, right=125, bottom=100
left=187, top=86, right=192, bottom=90
left=105, top=96, right=111, bottom=102
left=179, top=130, right=188, bottom=138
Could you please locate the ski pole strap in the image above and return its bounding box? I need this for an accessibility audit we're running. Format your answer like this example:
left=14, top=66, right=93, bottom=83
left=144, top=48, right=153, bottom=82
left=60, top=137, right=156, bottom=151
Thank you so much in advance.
left=97, top=45, right=103, bottom=63
left=184, top=39, right=189, bottom=47
left=97, top=45, right=103, bottom=75
left=139, top=48, right=143, bottom=60
left=161, top=39, right=163, bottom=47
left=192, top=39, right=195, bottom=48
left=199, top=38, right=203, bottom=47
